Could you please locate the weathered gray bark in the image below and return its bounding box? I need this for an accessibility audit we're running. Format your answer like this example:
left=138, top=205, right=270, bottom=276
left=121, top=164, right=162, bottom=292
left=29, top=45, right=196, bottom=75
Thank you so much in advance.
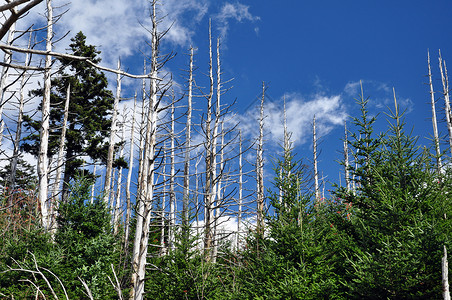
left=237, top=130, right=243, bottom=250
left=204, top=20, right=214, bottom=258
left=0, top=18, right=16, bottom=149
left=50, top=83, right=70, bottom=228
left=113, top=110, right=126, bottom=235
left=104, top=59, right=121, bottom=204
left=439, top=50, right=452, bottom=157
left=183, top=47, right=194, bottom=231
left=90, top=164, right=96, bottom=204
left=37, top=0, right=53, bottom=229
left=131, top=2, right=159, bottom=298
left=443, top=245, right=451, bottom=300
left=124, top=93, right=137, bottom=249
left=428, top=51, right=443, bottom=173
left=343, top=121, right=351, bottom=192
left=9, top=32, right=31, bottom=192
left=0, top=0, right=43, bottom=41
left=0, top=44, right=160, bottom=80
left=256, top=82, right=265, bottom=234
left=313, top=115, right=320, bottom=203
left=169, top=103, right=176, bottom=252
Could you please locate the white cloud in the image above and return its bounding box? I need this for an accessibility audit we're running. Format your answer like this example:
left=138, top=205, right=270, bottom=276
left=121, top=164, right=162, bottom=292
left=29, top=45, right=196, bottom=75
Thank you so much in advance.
left=237, top=92, right=347, bottom=148
left=344, top=80, right=413, bottom=114
left=214, top=2, right=260, bottom=38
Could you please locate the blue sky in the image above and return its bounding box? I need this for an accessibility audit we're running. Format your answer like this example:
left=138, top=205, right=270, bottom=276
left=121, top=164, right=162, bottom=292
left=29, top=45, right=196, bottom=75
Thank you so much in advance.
left=10, top=0, right=452, bottom=198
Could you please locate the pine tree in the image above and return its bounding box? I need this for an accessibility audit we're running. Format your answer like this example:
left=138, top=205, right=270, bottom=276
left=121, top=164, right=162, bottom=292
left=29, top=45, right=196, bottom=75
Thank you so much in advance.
left=338, top=89, right=451, bottom=299
left=23, top=31, right=118, bottom=199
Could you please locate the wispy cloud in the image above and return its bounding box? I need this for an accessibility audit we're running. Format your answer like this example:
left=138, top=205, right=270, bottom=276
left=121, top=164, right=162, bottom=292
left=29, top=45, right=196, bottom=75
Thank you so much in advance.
left=214, top=2, right=260, bottom=38
left=344, top=80, right=413, bottom=114
left=237, top=92, right=347, bottom=148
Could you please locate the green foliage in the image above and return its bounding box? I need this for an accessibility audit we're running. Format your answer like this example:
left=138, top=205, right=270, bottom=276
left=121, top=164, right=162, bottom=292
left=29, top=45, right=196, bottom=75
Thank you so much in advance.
left=22, top=31, right=118, bottom=191
left=55, top=176, right=121, bottom=299
left=335, top=93, right=451, bottom=298
left=145, top=213, right=225, bottom=300
left=0, top=176, right=122, bottom=299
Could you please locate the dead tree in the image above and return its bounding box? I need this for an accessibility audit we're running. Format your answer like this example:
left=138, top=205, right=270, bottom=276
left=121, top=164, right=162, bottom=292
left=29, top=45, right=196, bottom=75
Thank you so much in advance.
left=256, top=82, right=265, bottom=235
left=0, top=0, right=43, bottom=40
left=203, top=20, right=215, bottom=258
left=37, top=0, right=53, bottom=229
left=104, top=59, right=121, bottom=204
left=313, top=115, right=320, bottom=203
left=124, top=93, right=137, bottom=249
left=131, top=1, right=173, bottom=298
left=8, top=32, right=33, bottom=191
left=0, top=16, right=16, bottom=149
left=50, top=83, right=70, bottom=227
left=182, top=46, right=195, bottom=233
left=236, top=130, right=243, bottom=250
left=428, top=51, right=442, bottom=173
left=113, top=108, right=126, bottom=235
left=439, top=50, right=452, bottom=157
left=343, top=121, right=351, bottom=192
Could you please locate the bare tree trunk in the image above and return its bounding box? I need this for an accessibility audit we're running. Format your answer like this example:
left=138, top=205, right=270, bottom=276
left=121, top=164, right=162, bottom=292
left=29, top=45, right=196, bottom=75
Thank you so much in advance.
left=131, top=2, right=159, bottom=298
left=160, top=163, right=167, bottom=256
left=125, top=93, right=137, bottom=249
left=0, top=17, right=16, bottom=149
left=343, top=121, right=351, bottom=192
left=313, top=115, right=320, bottom=203
left=50, top=83, right=70, bottom=228
left=204, top=19, right=214, bottom=258
left=37, top=0, right=53, bottom=229
left=210, top=37, right=222, bottom=263
left=113, top=110, right=126, bottom=235
left=439, top=50, right=452, bottom=157
left=9, top=31, right=31, bottom=192
left=256, top=82, right=265, bottom=235
left=169, top=103, right=176, bottom=252
left=237, top=130, right=243, bottom=250
left=104, top=59, right=121, bottom=204
left=443, top=245, right=451, bottom=300
left=90, top=164, right=96, bottom=204
left=136, top=62, right=147, bottom=205
left=427, top=51, right=443, bottom=173
left=195, top=157, right=201, bottom=241
left=183, top=46, right=194, bottom=232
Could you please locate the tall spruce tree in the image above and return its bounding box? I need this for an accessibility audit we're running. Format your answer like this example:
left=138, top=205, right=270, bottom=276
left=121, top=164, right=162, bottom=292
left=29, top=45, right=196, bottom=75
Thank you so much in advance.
left=336, top=90, right=451, bottom=299
left=23, top=32, right=116, bottom=199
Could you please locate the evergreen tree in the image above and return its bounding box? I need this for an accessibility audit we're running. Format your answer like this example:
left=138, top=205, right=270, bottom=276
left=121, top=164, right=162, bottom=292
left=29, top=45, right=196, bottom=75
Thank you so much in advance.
left=23, top=31, right=118, bottom=198
left=337, top=93, right=451, bottom=299
left=55, top=176, right=120, bottom=299
left=0, top=155, right=36, bottom=191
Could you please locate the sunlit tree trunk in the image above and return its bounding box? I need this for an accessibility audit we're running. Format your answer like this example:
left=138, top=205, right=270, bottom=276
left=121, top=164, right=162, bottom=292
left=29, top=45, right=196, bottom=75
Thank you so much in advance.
left=443, top=245, right=451, bottom=300
left=37, top=0, right=53, bottom=229
left=9, top=32, right=31, bottom=192
left=113, top=110, right=126, bottom=235
left=256, top=82, right=265, bottom=235
left=313, top=115, right=320, bottom=203
left=131, top=2, right=159, bottom=298
left=90, top=164, right=96, bottom=204
left=0, top=13, right=16, bottom=149
left=104, top=59, right=121, bottom=204
left=343, top=121, right=351, bottom=192
left=50, top=83, right=70, bottom=228
left=427, top=51, right=443, bottom=173
left=169, top=103, right=176, bottom=252
left=438, top=50, right=452, bottom=157
left=125, top=93, right=137, bottom=249
left=237, top=130, right=243, bottom=250
left=183, top=46, right=194, bottom=233
left=204, top=20, right=214, bottom=258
